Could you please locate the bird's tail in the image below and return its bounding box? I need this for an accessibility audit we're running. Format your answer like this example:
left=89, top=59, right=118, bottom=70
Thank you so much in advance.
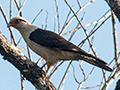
left=79, top=53, right=113, bottom=72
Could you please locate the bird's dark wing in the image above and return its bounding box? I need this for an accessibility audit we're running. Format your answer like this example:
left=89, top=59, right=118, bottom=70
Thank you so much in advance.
left=29, top=28, right=84, bottom=54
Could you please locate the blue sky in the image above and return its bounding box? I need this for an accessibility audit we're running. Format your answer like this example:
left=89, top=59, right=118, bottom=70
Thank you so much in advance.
left=0, top=0, right=120, bottom=90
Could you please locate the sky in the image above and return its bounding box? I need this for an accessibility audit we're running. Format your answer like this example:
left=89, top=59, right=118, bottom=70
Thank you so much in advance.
left=0, top=0, right=120, bottom=90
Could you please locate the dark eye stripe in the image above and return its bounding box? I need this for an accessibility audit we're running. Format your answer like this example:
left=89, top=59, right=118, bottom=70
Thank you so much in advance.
left=20, top=19, right=26, bottom=22
left=19, top=19, right=26, bottom=22
left=17, top=19, right=26, bottom=22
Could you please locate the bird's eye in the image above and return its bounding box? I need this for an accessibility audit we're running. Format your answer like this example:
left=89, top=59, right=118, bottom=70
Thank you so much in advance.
left=16, top=19, right=21, bottom=23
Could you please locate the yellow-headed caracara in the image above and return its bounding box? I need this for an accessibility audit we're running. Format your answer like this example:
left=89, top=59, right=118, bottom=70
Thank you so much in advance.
left=8, top=17, right=113, bottom=77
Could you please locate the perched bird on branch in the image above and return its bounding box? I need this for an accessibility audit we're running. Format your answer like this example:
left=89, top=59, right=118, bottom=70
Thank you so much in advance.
left=8, top=17, right=113, bottom=77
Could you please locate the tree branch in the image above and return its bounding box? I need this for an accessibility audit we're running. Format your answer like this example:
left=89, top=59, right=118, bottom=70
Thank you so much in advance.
left=0, top=31, right=56, bottom=90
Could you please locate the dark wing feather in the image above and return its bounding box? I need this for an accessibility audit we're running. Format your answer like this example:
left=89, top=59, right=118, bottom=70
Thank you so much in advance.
left=29, top=28, right=107, bottom=65
left=29, top=28, right=84, bottom=53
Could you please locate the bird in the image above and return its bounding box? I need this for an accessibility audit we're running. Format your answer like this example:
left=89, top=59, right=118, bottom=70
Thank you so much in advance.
left=8, top=17, right=113, bottom=77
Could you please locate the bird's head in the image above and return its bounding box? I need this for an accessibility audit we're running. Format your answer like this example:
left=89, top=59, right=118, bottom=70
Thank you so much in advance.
left=8, top=17, right=31, bottom=30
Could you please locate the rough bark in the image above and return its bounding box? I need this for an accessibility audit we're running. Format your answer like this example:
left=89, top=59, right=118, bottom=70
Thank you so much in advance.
left=105, top=0, right=120, bottom=21
left=0, top=31, right=56, bottom=90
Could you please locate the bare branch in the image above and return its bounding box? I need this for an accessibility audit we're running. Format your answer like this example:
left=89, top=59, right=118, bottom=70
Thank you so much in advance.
left=27, top=46, right=32, bottom=61
left=79, top=61, right=86, bottom=81
left=14, top=0, right=20, bottom=10
left=10, top=0, right=12, bottom=19
left=0, top=4, right=17, bottom=46
left=44, top=11, right=48, bottom=30
left=16, top=0, right=26, bottom=17
left=72, top=65, right=80, bottom=84
left=101, top=10, right=120, bottom=90
left=68, top=23, right=79, bottom=41
left=36, top=58, right=43, bottom=65
left=21, top=74, right=24, bottom=90
left=49, top=61, right=64, bottom=78
left=111, top=11, right=119, bottom=66
left=54, top=12, right=57, bottom=32
left=62, top=10, right=111, bottom=37
left=55, top=0, right=60, bottom=33
left=101, top=68, right=120, bottom=90
left=81, top=85, right=100, bottom=89
left=0, top=31, right=56, bottom=90
left=61, top=10, right=71, bottom=34
left=31, top=9, right=43, bottom=24
left=64, top=0, right=97, bottom=56
left=58, top=61, right=72, bottom=90
left=60, top=0, right=96, bottom=35
left=77, top=0, right=82, bottom=8
left=16, top=37, right=22, bottom=46
left=78, top=14, right=111, bottom=47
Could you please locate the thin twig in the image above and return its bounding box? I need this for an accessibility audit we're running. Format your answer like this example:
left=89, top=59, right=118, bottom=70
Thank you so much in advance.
left=77, top=0, right=82, bottom=8
left=14, top=0, right=22, bottom=16
left=10, top=0, right=13, bottom=44
left=101, top=67, right=120, bottom=90
left=14, top=0, right=20, bottom=10
left=21, top=74, right=24, bottom=90
left=42, top=59, right=47, bottom=71
left=72, top=64, right=81, bottom=84
left=27, top=46, right=32, bottom=61
left=19, top=0, right=22, bottom=16
left=16, top=0, right=26, bottom=17
left=102, top=70, right=107, bottom=83
left=60, top=0, right=96, bottom=35
left=54, top=12, right=57, bottom=32
left=16, top=37, right=22, bottom=46
left=99, top=77, right=104, bottom=90
left=44, top=11, right=48, bottom=30
left=79, top=61, right=86, bottom=81
left=62, top=10, right=71, bottom=32
left=88, top=36, right=94, bottom=52
left=64, top=0, right=97, bottom=57
left=49, top=61, right=64, bottom=78
left=58, top=61, right=72, bottom=90
left=55, top=0, right=60, bottom=33
left=68, top=23, right=79, bottom=41
left=111, top=11, right=119, bottom=66
left=77, top=64, right=95, bottom=89
left=62, top=10, right=111, bottom=37
left=19, top=47, right=27, bottom=51
left=0, top=4, right=17, bottom=46
left=101, top=12, right=120, bottom=89
left=81, top=85, right=100, bottom=89
left=10, top=0, right=12, bottom=19
left=36, top=58, right=43, bottom=65
left=78, top=15, right=111, bottom=46
left=31, top=9, right=43, bottom=24
left=68, top=12, right=85, bottom=41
